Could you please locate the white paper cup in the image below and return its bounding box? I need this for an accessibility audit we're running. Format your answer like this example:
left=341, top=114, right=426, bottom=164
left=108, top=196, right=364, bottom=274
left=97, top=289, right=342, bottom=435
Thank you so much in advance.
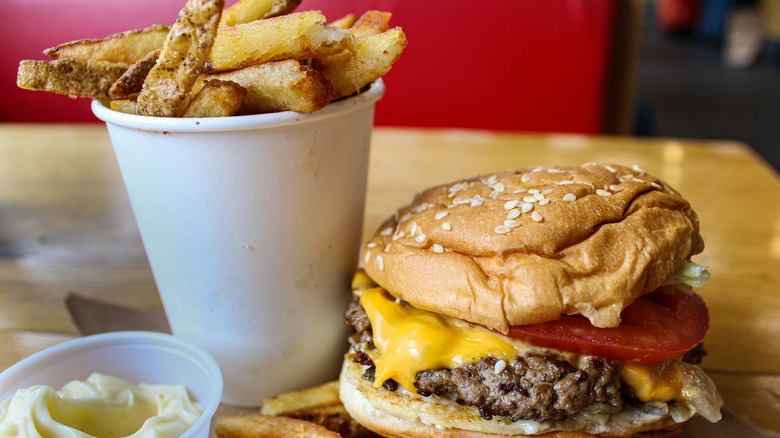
left=91, top=80, right=384, bottom=406
left=0, top=331, right=222, bottom=438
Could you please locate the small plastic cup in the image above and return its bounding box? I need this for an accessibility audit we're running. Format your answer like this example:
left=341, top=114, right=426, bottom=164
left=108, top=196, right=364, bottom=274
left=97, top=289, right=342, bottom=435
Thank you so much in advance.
left=91, top=80, right=385, bottom=406
left=0, top=331, right=223, bottom=438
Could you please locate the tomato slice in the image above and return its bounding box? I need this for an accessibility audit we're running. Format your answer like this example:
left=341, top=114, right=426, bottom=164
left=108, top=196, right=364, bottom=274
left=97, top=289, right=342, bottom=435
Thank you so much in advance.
left=506, top=286, right=709, bottom=364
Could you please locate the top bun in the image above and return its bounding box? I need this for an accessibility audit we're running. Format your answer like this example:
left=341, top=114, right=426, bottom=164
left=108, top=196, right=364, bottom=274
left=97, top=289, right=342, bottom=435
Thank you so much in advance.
left=361, top=164, right=703, bottom=332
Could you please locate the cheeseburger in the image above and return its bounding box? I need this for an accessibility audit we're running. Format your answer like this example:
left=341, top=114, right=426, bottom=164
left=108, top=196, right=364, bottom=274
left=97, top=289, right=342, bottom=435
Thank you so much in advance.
left=340, top=164, right=722, bottom=437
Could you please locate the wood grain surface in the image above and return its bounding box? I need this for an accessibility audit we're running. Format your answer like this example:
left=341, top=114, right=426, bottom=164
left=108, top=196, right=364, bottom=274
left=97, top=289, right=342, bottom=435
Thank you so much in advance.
left=1, top=124, right=778, bottom=431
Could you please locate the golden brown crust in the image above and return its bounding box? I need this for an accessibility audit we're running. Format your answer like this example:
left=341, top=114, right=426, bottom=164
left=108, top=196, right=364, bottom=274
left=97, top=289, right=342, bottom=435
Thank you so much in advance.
left=361, top=164, right=703, bottom=332
left=43, top=24, right=170, bottom=64
left=109, top=48, right=161, bottom=99
left=136, top=0, right=225, bottom=117
left=17, top=59, right=128, bottom=99
left=339, top=358, right=687, bottom=438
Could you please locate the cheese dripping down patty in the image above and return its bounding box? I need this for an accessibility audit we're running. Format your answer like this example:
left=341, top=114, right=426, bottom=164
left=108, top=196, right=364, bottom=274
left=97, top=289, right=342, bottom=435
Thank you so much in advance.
left=356, top=284, right=690, bottom=404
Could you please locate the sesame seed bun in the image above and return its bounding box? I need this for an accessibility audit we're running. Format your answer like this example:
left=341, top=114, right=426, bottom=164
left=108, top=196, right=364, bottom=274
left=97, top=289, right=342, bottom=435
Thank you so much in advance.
left=361, top=164, right=703, bottom=333
left=339, top=357, right=688, bottom=438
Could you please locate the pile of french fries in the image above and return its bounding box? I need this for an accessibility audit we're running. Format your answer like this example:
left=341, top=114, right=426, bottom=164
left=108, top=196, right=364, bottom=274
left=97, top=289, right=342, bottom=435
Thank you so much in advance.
left=16, top=0, right=407, bottom=118
left=216, top=381, right=379, bottom=438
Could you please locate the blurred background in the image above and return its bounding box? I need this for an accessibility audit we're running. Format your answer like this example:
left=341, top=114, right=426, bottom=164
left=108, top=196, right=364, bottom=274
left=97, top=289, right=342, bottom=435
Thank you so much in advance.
left=2, top=0, right=778, bottom=170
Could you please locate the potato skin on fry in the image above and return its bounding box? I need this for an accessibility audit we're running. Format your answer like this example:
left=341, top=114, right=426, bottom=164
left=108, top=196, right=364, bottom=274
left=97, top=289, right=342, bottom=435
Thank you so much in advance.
left=109, top=48, right=162, bottom=99
left=136, top=0, right=225, bottom=117
left=44, top=24, right=171, bottom=64
left=17, top=59, right=128, bottom=99
left=215, top=414, right=341, bottom=438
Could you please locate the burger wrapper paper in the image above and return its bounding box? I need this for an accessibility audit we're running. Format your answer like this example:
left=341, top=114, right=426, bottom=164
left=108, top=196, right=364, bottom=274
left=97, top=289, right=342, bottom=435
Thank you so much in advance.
left=65, top=293, right=780, bottom=438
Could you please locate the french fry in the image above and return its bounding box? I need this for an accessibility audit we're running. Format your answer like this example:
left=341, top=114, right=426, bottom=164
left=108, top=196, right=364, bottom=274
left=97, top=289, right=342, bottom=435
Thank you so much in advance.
left=195, top=59, right=332, bottom=113
left=44, top=24, right=170, bottom=64
left=182, top=79, right=246, bottom=117
left=207, top=11, right=354, bottom=72
left=215, top=414, right=341, bottom=438
left=259, top=381, right=378, bottom=438
left=109, top=48, right=161, bottom=99
left=136, top=0, right=224, bottom=117
left=350, top=11, right=392, bottom=37
left=219, top=0, right=302, bottom=27
left=261, top=381, right=342, bottom=415
left=329, top=14, right=356, bottom=29
left=110, top=100, right=138, bottom=114
left=314, top=27, right=407, bottom=100
left=17, top=58, right=128, bottom=99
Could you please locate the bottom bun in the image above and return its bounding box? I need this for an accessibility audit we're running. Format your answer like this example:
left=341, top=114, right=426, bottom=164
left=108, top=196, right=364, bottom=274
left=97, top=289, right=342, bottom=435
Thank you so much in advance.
left=339, top=357, right=687, bottom=438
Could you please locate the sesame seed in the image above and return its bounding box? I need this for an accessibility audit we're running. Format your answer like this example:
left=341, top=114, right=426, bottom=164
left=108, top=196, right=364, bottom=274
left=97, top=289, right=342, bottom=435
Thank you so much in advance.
left=539, top=198, right=550, bottom=206
left=504, top=200, right=520, bottom=210
left=367, top=242, right=377, bottom=248
left=507, top=208, right=521, bottom=219
left=632, top=177, right=644, bottom=183
left=559, top=180, right=575, bottom=185
left=435, top=211, right=449, bottom=220
left=376, top=255, right=384, bottom=271
left=533, top=193, right=545, bottom=201
left=410, top=222, right=419, bottom=236
left=392, top=231, right=405, bottom=240
left=531, top=211, right=543, bottom=222
left=380, top=227, right=393, bottom=236
left=489, top=190, right=500, bottom=199
left=632, top=164, right=646, bottom=174
left=528, top=188, right=540, bottom=194
left=487, top=175, right=498, bottom=185
left=471, top=198, right=485, bottom=207
left=521, top=174, right=531, bottom=183
left=596, top=189, right=611, bottom=197
left=504, top=219, right=520, bottom=228
left=385, top=244, right=391, bottom=252
left=522, top=196, right=537, bottom=203
left=494, top=225, right=511, bottom=234
left=651, top=182, right=663, bottom=190
left=365, top=250, right=371, bottom=263
left=442, top=222, right=452, bottom=231
left=494, top=359, right=507, bottom=374
left=563, top=193, right=576, bottom=201
left=413, top=203, right=428, bottom=213
left=494, top=182, right=506, bottom=193
left=432, top=244, right=444, bottom=253
left=604, top=165, right=617, bottom=173
left=521, top=203, right=534, bottom=213
left=415, top=234, right=426, bottom=243
left=609, top=184, right=623, bottom=192
left=542, top=188, right=554, bottom=195
left=400, top=212, right=411, bottom=223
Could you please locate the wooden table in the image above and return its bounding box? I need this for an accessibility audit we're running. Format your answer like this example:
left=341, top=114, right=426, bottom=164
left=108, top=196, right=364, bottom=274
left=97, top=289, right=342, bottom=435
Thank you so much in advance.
left=1, top=124, right=779, bottom=430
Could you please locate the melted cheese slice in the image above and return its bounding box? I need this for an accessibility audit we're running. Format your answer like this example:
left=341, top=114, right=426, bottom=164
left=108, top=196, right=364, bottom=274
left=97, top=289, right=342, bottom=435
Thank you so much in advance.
left=359, top=287, right=524, bottom=391
left=621, top=363, right=683, bottom=402
left=356, top=280, right=685, bottom=403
